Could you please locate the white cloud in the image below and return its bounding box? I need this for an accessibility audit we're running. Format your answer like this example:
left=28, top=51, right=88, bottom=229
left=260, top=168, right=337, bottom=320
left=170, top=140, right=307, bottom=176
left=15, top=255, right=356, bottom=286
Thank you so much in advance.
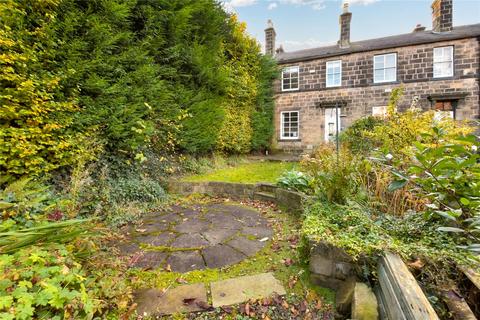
left=268, top=2, right=278, bottom=10
left=281, top=38, right=336, bottom=51
left=223, top=0, right=257, bottom=12
left=277, top=0, right=326, bottom=11
left=346, top=0, right=379, bottom=6
left=229, top=0, right=257, bottom=7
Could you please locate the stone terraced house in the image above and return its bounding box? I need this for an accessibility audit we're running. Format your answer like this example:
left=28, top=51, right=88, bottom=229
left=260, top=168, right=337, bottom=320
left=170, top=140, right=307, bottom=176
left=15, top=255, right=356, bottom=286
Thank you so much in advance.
left=265, top=0, right=480, bottom=152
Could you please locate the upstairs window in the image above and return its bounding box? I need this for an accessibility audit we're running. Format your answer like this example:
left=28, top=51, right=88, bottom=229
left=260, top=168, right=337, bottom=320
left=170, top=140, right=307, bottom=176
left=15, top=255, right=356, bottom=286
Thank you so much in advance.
left=374, top=53, right=397, bottom=83
left=433, top=46, right=453, bottom=78
left=280, top=111, right=299, bottom=139
left=326, top=60, right=342, bottom=87
left=282, top=66, right=299, bottom=91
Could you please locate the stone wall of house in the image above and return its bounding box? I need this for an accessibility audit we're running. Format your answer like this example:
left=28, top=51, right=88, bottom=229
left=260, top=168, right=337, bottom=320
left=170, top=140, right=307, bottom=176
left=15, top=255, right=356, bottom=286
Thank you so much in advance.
left=273, top=37, right=480, bottom=151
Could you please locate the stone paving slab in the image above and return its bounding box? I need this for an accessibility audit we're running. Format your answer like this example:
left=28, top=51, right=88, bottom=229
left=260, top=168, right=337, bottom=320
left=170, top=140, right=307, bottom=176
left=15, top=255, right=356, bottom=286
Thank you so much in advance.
left=226, top=236, right=265, bottom=256
left=175, top=219, right=210, bottom=233
left=201, top=228, right=238, bottom=245
left=132, top=251, right=167, bottom=269
left=171, top=234, right=209, bottom=248
left=135, top=283, right=208, bottom=316
left=202, top=244, right=246, bottom=269
left=120, top=203, right=272, bottom=271
left=166, top=251, right=206, bottom=273
left=242, top=225, right=273, bottom=238
left=210, top=273, right=286, bottom=308
left=135, top=233, right=175, bottom=247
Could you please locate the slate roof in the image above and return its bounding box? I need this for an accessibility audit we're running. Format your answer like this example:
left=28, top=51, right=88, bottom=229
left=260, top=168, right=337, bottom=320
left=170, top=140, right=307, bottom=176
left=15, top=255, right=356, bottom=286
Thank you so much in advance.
left=276, top=24, right=480, bottom=64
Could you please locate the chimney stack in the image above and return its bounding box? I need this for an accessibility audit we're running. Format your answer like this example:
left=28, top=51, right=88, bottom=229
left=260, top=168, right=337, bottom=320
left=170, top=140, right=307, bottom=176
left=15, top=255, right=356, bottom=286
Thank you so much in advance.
left=432, top=0, right=453, bottom=33
left=265, top=20, right=276, bottom=55
left=338, top=2, right=352, bottom=48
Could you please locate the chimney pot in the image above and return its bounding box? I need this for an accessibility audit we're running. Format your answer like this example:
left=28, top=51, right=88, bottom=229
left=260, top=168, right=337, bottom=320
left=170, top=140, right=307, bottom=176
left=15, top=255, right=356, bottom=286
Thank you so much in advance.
left=413, top=24, right=426, bottom=32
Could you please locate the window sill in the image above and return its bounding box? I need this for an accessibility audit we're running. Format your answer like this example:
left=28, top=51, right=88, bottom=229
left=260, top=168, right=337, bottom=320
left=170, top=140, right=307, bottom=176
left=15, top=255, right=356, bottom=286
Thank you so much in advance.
left=371, top=81, right=400, bottom=86
left=278, top=139, right=301, bottom=142
left=432, top=76, right=454, bottom=80
left=281, top=88, right=300, bottom=92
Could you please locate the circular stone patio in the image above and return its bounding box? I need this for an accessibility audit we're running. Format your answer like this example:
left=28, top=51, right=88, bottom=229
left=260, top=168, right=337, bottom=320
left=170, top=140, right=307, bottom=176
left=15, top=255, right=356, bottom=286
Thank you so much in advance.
left=118, top=203, right=273, bottom=273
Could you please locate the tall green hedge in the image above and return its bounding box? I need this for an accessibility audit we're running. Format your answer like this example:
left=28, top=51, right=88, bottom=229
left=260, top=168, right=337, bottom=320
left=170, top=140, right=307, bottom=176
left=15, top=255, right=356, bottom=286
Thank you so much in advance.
left=0, top=0, right=278, bottom=178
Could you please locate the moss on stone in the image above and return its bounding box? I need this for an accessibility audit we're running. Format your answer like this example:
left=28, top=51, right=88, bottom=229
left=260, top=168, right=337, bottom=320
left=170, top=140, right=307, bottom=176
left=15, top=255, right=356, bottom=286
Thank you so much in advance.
left=127, top=200, right=335, bottom=305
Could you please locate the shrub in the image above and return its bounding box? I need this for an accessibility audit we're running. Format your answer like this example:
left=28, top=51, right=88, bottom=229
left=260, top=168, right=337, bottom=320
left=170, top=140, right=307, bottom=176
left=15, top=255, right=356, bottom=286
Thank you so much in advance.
left=389, top=131, right=480, bottom=251
left=251, top=56, right=278, bottom=152
left=0, top=243, right=131, bottom=319
left=0, top=177, right=64, bottom=228
left=0, top=245, right=95, bottom=319
left=302, top=200, right=474, bottom=271
left=277, top=170, right=313, bottom=194
left=110, top=176, right=166, bottom=204
left=0, top=0, right=86, bottom=178
left=301, top=144, right=366, bottom=204
left=340, top=116, right=385, bottom=154
left=342, top=87, right=474, bottom=162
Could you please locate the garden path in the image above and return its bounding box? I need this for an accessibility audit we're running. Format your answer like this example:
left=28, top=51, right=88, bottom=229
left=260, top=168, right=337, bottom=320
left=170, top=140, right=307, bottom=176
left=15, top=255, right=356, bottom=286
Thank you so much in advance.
left=118, top=203, right=273, bottom=272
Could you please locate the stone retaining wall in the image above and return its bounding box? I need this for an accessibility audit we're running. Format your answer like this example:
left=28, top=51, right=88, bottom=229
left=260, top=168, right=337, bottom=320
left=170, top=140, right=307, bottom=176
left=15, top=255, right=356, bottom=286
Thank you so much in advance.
left=308, top=240, right=440, bottom=319
left=168, top=180, right=306, bottom=214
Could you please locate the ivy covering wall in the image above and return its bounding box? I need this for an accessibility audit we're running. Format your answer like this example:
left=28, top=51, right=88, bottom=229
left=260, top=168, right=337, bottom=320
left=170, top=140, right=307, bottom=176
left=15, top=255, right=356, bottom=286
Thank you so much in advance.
left=0, top=0, right=277, bottom=178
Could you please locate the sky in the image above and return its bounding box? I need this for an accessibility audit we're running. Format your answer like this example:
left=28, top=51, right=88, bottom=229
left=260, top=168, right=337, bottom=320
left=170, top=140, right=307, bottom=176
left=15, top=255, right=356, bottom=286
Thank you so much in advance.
left=223, top=0, right=480, bottom=52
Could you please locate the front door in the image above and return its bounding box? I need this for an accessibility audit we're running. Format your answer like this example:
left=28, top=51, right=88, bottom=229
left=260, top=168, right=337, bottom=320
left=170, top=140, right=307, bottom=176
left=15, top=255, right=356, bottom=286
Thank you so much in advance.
left=324, top=107, right=341, bottom=142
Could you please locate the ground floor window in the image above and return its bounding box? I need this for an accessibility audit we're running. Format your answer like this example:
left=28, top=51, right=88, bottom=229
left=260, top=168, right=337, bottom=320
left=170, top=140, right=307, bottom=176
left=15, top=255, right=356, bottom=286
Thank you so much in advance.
left=280, top=111, right=299, bottom=139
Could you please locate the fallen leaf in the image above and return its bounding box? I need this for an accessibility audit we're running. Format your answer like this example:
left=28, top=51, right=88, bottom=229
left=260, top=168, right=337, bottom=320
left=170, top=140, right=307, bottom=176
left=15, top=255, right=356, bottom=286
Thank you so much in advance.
left=259, top=237, right=269, bottom=242
left=283, top=258, right=294, bottom=266
left=261, top=297, right=272, bottom=306
left=165, top=264, right=172, bottom=272
left=196, top=300, right=213, bottom=310
left=271, top=242, right=281, bottom=251
left=298, top=300, right=307, bottom=313
left=288, top=235, right=299, bottom=245
left=176, top=278, right=188, bottom=284
left=408, top=258, right=425, bottom=270
left=245, top=302, right=250, bottom=316
left=272, top=293, right=282, bottom=305
left=291, top=306, right=298, bottom=315
left=281, top=300, right=289, bottom=309
left=183, top=298, right=196, bottom=305
left=221, top=306, right=233, bottom=314
left=288, top=276, right=298, bottom=288
left=136, top=228, right=147, bottom=233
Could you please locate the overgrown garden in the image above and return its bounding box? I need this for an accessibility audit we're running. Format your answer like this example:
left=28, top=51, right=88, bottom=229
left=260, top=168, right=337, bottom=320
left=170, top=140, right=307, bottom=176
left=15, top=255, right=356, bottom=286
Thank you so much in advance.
left=0, top=0, right=277, bottom=318
left=2, top=0, right=479, bottom=318
left=277, top=88, right=479, bottom=317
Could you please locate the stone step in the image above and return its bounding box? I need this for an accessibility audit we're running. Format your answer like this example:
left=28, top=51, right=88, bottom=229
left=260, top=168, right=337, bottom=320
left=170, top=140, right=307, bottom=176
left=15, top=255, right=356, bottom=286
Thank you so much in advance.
left=253, top=191, right=276, bottom=202
left=211, top=273, right=286, bottom=308
left=134, top=273, right=286, bottom=316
